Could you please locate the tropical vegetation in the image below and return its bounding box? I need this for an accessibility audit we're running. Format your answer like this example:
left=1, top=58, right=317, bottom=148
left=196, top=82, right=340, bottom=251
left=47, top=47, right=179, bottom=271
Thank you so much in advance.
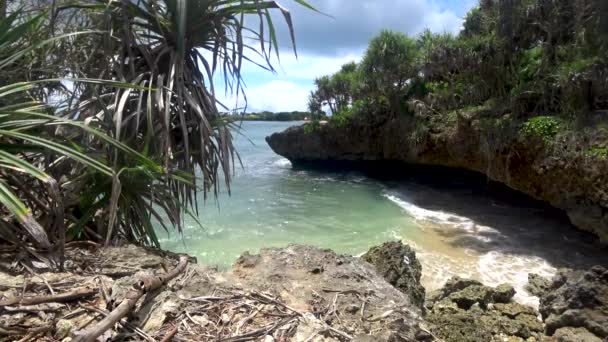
left=0, top=0, right=313, bottom=267
left=309, top=0, right=608, bottom=130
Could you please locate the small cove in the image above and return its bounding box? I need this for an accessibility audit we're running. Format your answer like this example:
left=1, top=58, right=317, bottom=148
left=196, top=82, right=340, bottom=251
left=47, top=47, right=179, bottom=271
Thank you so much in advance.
left=158, top=121, right=608, bottom=308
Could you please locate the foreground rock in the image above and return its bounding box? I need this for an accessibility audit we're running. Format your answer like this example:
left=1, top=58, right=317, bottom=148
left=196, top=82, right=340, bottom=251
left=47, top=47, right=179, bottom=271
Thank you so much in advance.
left=0, top=243, right=431, bottom=341
left=539, top=266, right=608, bottom=340
left=361, top=241, right=425, bottom=310
left=266, top=114, right=608, bottom=242
left=231, top=244, right=429, bottom=341
left=425, top=277, right=543, bottom=342
left=526, top=273, right=552, bottom=298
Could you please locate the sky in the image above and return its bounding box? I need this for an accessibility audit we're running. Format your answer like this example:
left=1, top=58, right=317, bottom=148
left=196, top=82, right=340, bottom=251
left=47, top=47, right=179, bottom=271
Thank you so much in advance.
left=216, top=0, right=478, bottom=113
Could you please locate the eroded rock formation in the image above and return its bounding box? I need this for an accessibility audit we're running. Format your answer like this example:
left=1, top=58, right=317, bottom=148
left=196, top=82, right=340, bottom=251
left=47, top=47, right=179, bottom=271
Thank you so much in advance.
left=266, top=116, right=608, bottom=242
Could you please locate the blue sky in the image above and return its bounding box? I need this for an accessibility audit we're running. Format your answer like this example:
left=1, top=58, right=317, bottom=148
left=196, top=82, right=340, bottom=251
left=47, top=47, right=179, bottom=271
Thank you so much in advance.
left=216, top=0, right=478, bottom=112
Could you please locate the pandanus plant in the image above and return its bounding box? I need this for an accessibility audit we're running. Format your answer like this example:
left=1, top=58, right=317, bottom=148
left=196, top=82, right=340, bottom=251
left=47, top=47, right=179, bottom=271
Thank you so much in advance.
left=0, top=0, right=316, bottom=267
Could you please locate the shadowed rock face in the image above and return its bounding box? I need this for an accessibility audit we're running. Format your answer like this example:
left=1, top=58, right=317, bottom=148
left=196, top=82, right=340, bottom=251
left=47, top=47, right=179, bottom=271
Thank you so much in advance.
left=266, top=118, right=608, bottom=242
left=540, top=266, right=608, bottom=339
left=361, top=241, right=425, bottom=310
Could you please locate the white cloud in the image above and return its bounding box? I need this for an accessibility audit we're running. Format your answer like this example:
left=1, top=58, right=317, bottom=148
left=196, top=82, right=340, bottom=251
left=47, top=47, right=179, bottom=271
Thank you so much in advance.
left=219, top=80, right=311, bottom=112
left=211, top=51, right=364, bottom=112
left=270, top=0, right=470, bottom=56
left=274, top=52, right=363, bottom=80
left=210, top=0, right=478, bottom=111
left=420, top=8, right=466, bottom=34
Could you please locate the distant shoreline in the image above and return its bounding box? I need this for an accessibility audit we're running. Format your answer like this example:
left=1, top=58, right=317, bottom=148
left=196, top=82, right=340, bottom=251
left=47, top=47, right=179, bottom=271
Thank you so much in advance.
left=230, top=111, right=327, bottom=122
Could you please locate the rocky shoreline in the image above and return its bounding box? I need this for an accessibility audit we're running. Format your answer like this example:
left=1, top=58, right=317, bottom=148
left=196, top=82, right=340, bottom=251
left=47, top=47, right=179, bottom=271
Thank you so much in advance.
left=1, top=242, right=606, bottom=341
left=265, top=113, right=608, bottom=243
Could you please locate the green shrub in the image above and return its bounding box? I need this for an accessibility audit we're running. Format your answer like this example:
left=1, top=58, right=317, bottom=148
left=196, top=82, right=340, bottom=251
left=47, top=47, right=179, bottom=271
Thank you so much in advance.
left=520, top=116, right=563, bottom=142
left=304, top=120, right=321, bottom=134
left=585, top=146, right=608, bottom=160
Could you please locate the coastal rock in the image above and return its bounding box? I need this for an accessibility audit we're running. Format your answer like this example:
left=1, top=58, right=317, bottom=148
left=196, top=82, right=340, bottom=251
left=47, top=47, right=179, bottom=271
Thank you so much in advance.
left=552, top=327, right=603, bottom=342
left=428, top=276, right=516, bottom=310
left=447, top=284, right=495, bottom=309
left=361, top=241, right=425, bottom=310
left=539, top=266, right=608, bottom=339
left=230, top=244, right=427, bottom=341
left=430, top=277, right=483, bottom=300
left=426, top=277, right=542, bottom=341
left=494, top=303, right=539, bottom=319
left=494, top=284, right=517, bottom=303
left=265, top=117, right=608, bottom=242
left=0, top=244, right=432, bottom=341
left=527, top=273, right=552, bottom=297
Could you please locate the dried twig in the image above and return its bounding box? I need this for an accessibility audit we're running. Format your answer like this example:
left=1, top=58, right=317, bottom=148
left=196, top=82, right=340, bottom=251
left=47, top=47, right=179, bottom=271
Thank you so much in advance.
left=222, top=317, right=298, bottom=342
left=159, top=325, right=178, bottom=342
left=79, top=304, right=156, bottom=342
left=73, top=256, right=189, bottom=342
left=15, top=325, right=52, bottom=342
left=0, top=286, right=97, bottom=306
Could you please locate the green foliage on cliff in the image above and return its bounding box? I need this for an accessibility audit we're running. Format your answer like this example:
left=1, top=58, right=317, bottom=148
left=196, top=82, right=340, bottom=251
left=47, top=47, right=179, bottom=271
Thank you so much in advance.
left=309, top=0, right=608, bottom=130
left=586, top=146, right=608, bottom=160
left=520, top=116, right=564, bottom=142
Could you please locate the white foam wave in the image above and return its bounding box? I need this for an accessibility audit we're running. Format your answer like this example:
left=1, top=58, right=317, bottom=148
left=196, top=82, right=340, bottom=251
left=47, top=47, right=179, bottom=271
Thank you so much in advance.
left=273, top=158, right=291, bottom=167
left=383, top=193, right=497, bottom=236
left=383, top=192, right=557, bottom=309
left=311, top=176, right=338, bottom=182
left=349, top=176, right=367, bottom=183
left=478, top=251, right=556, bottom=308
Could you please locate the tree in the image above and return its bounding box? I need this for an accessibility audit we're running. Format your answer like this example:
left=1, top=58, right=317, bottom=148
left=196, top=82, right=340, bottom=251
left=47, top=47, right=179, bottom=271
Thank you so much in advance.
left=0, top=0, right=314, bottom=264
left=307, top=91, right=324, bottom=120
left=361, top=30, right=420, bottom=117
left=314, top=75, right=336, bottom=114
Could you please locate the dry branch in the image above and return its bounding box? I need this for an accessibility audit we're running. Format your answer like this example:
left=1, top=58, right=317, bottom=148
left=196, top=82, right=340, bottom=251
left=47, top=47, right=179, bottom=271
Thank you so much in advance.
left=72, top=256, right=189, bottom=342
left=0, top=286, right=97, bottom=306
left=79, top=305, right=155, bottom=342
left=159, top=325, right=178, bottom=342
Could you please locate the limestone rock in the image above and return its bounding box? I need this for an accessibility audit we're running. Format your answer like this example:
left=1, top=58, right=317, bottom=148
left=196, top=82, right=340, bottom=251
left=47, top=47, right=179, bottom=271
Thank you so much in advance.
left=231, top=244, right=427, bottom=341
left=494, top=284, right=516, bottom=303
left=494, top=303, right=539, bottom=319
left=265, top=117, right=608, bottom=242
left=540, top=266, right=608, bottom=339
left=426, top=276, right=542, bottom=342
left=426, top=308, right=495, bottom=342
left=361, top=241, right=425, bottom=309
left=430, top=277, right=515, bottom=309
left=448, top=285, right=494, bottom=309
left=527, top=274, right=552, bottom=297
left=428, top=277, right=483, bottom=303
left=552, top=327, right=603, bottom=342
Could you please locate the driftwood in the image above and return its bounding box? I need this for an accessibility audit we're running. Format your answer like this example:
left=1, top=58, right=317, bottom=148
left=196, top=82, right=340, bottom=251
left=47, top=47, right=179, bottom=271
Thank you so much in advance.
left=0, top=324, right=52, bottom=339
left=79, top=304, right=156, bottom=341
left=72, top=256, right=189, bottom=342
left=159, top=325, right=178, bottom=342
left=0, top=286, right=97, bottom=306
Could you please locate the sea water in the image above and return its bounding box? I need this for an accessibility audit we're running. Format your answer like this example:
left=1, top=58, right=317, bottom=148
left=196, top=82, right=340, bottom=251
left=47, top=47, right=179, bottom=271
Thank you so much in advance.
left=158, top=121, right=608, bottom=308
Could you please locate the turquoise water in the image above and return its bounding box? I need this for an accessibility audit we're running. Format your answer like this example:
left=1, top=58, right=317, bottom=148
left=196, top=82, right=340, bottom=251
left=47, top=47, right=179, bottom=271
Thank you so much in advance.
left=159, top=121, right=608, bottom=307
left=160, top=121, right=418, bottom=264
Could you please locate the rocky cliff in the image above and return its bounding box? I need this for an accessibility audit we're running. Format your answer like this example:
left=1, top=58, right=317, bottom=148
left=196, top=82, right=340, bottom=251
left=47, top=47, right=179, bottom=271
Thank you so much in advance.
left=266, top=112, right=608, bottom=242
